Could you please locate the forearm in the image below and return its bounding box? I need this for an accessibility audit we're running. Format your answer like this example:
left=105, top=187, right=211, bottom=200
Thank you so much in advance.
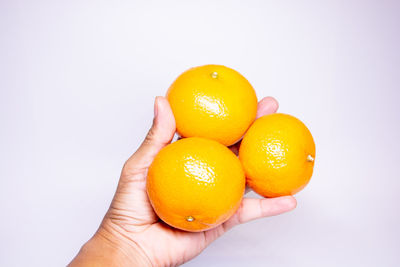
left=69, top=231, right=151, bottom=267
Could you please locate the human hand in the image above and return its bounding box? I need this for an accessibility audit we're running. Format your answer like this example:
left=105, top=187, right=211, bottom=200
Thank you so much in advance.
left=69, top=96, right=297, bottom=267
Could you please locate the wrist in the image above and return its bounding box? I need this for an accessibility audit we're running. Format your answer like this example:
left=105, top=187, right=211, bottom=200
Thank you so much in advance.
left=69, top=228, right=152, bottom=267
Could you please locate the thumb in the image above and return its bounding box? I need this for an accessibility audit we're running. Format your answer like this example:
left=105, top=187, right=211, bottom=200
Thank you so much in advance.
left=122, top=96, right=176, bottom=177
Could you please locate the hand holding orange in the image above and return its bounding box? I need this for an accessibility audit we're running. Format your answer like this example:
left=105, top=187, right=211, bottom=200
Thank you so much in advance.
left=146, top=64, right=316, bottom=232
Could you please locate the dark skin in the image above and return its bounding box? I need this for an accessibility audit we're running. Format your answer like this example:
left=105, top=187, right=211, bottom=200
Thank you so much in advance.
left=69, top=96, right=297, bottom=267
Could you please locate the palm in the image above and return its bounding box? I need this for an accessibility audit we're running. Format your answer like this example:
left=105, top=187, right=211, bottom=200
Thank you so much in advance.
left=100, top=96, right=296, bottom=267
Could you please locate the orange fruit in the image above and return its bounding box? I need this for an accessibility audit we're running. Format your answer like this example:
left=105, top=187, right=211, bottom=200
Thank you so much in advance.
left=239, top=113, right=316, bottom=197
left=167, top=64, right=258, bottom=146
left=147, top=137, right=245, bottom=232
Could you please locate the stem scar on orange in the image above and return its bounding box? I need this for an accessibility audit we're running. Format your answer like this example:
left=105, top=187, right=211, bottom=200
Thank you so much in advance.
left=239, top=113, right=316, bottom=197
left=167, top=64, right=258, bottom=146
left=147, top=137, right=245, bottom=232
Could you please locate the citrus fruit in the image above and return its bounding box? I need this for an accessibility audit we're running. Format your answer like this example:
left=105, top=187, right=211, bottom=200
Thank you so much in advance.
left=167, top=64, right=258, bottom=146
left=239, top=113, right=316, bottom=197
left=147, top=137, right=245, bottom=232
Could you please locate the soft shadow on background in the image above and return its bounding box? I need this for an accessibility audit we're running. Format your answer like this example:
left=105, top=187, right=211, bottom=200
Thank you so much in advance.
left=1, top=1, right=399, bottom=266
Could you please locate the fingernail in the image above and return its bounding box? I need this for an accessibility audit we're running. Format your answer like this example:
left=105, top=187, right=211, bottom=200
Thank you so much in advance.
left=278, top=197, right=296, bottom=209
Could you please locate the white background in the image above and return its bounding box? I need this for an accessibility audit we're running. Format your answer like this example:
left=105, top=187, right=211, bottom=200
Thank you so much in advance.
left=1, top=1, right=399, bottom=266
